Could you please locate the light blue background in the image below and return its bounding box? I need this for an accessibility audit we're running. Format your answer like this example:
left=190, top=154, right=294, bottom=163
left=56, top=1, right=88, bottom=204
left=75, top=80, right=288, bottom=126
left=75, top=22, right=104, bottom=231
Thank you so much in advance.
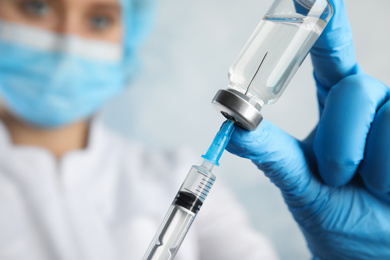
left=103, top=0, right=390, bottom=259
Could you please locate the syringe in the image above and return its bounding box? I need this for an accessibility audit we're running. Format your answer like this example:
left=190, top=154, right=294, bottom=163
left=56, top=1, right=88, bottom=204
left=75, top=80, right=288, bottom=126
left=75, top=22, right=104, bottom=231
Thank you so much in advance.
left=143, top=120, right=235, bottom=260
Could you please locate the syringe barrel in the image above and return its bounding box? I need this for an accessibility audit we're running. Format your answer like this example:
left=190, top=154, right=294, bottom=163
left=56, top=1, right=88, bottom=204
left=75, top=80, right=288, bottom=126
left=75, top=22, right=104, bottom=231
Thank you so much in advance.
left=177, top=165, right=215, bottom=205
left=143, top=204, right=195, bottom=260
left=143, top=165, right=215, bottom=260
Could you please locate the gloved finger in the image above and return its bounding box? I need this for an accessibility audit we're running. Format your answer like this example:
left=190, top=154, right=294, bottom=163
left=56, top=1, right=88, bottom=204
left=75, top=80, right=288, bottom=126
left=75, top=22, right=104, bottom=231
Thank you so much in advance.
left=359, top=100, right=390, bottom=203
left=226, top=120, right=325, bottom=214
left=310, top=0, right=360, bottom=109
left=314, top=74, right=390, bottom=187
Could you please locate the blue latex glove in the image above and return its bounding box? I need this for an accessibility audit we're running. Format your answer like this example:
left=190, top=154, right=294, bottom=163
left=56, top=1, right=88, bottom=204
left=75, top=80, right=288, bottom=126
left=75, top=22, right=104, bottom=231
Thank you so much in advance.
left=227, top=0, right=390, bottom=259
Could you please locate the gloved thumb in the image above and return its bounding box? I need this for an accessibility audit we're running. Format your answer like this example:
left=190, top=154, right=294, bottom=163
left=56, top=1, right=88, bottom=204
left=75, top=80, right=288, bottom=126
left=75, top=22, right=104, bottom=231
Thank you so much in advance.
left=226, top=120, right=324, bottom=218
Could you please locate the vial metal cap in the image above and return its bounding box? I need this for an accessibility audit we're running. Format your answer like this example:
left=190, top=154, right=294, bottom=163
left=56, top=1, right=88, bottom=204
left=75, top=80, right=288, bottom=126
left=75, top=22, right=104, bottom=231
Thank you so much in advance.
left=212, top=89, right=263, bottom=131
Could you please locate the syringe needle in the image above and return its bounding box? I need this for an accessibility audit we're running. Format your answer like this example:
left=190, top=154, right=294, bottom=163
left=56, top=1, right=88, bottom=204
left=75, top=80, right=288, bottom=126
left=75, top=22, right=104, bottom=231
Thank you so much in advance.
left=245, top=51, right=269, bottom=95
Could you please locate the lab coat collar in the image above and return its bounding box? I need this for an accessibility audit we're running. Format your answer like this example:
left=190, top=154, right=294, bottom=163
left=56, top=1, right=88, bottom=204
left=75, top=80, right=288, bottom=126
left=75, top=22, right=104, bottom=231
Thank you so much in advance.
left=0, top=117, right=109, bottom=190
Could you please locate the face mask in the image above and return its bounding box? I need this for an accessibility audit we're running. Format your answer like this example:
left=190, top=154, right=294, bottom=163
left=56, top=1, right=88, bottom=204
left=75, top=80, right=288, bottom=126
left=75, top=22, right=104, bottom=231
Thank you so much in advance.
left=0, top=20, right=127, bottom=128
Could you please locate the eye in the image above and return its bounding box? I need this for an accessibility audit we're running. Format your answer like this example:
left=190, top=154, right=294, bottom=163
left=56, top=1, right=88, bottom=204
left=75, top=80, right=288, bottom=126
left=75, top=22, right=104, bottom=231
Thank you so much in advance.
left=89, top=15, right=113, bottom=31
left=21, top=0, right=50, bottom=17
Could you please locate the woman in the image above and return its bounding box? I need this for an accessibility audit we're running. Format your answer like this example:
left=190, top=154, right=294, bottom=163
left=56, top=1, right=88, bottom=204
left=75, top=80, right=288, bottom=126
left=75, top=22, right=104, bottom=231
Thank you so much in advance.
left=0, top=0, right=277, bottom=259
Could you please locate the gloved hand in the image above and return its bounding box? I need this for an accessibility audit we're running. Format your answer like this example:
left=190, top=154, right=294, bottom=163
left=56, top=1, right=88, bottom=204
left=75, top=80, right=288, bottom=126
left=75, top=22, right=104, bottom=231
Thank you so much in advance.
left=227, top=0, right=390, bottom=259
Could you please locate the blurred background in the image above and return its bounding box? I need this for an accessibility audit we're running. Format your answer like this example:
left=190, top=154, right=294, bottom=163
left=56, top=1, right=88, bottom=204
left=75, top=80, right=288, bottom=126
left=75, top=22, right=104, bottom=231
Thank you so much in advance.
left=103, top=0, right=390, bottom=259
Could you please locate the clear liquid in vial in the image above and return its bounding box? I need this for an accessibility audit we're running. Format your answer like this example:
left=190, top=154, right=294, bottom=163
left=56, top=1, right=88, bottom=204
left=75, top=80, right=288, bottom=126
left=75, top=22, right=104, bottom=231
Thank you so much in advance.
left=228, top=16, right=326, bottom=106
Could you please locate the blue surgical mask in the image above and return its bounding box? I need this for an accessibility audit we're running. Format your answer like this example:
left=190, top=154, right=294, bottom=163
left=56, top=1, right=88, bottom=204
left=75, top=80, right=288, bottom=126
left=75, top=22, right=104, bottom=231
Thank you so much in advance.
left=0, top=20, right=127, bottom=128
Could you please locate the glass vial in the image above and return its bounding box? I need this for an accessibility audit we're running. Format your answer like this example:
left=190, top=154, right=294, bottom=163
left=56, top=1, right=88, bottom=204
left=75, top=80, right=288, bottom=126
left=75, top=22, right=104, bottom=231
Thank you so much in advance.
left=212, top=0, right=333, bottom=130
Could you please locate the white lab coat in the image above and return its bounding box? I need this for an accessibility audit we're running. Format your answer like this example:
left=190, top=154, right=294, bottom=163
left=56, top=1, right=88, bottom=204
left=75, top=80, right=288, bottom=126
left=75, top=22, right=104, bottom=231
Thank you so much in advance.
left=0, top=119, right=278, bottom=260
